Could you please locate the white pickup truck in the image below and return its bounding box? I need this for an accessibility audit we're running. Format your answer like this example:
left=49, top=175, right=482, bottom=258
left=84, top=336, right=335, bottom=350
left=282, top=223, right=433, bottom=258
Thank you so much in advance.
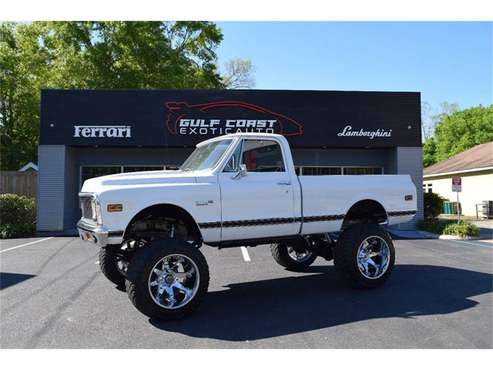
left=77, top=133, right=416, bottom=320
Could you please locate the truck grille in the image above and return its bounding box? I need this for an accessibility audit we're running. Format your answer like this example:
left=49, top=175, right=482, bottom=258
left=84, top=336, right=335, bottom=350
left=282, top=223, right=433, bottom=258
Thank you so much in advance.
left=80, top=196, right=94, bottom=220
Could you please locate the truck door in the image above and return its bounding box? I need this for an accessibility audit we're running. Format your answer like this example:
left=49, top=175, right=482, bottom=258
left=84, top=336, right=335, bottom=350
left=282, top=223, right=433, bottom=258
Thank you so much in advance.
left=218, top=138, right=299, bottom=241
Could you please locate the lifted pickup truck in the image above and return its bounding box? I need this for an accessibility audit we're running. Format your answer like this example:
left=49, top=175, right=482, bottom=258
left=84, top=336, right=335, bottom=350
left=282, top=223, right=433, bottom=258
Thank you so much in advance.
left=77, top=133, right=417, bottom=320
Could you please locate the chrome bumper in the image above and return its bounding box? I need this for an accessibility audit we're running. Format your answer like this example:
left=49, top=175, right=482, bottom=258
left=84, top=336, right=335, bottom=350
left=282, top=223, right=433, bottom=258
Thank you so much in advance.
left=77, top=220, right=124, bottom=247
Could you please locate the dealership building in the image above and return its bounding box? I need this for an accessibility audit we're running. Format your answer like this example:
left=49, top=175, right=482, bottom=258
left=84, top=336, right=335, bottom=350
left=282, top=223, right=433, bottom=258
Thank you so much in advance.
left=37, top=89, right=423, bottom=232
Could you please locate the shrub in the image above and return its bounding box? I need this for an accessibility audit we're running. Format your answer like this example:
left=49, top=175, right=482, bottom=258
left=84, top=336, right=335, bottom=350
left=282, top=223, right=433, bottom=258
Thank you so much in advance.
left=423, top=192, right=445, bottom=219
left=416, top=218, right=453, bottom=234
left=0, top=193, right=36, bottom=238
left=417, top=219, right=480, bottom=238
left=443, top=222, right=480, bottom=238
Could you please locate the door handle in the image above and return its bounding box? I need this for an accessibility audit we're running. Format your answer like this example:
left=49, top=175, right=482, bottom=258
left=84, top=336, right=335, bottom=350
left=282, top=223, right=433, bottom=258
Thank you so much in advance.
left=277, top=181, right=291, bottom=186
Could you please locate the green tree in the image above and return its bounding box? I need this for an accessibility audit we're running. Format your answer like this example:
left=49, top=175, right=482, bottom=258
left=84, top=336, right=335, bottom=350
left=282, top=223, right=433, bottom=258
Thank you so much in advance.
left=421, top=101, right=459, bottom=140
left=222, top=58, right=255, bottom=89
left=423, top=137, right=437, bottom=167
left=0, top=21, right=225, bottom=170
left=0, top=22, right=46, bottom=169
left=434, top=104, right=493, bottom=162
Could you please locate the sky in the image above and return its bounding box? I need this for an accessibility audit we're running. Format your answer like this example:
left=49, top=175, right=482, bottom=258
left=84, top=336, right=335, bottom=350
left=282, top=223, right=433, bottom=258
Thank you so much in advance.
left=216, top=22, right=492, bottom=113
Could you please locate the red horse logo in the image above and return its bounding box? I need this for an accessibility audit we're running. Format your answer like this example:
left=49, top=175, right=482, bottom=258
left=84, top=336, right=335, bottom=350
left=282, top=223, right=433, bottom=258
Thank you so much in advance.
left=165, top=100, right=303, bottom=136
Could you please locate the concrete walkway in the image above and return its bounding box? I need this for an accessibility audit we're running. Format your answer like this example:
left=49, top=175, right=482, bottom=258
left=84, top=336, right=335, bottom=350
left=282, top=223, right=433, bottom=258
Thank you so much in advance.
left=470, top=220, right=493, bottom=240
left=386, top=228, right=432, bottom=240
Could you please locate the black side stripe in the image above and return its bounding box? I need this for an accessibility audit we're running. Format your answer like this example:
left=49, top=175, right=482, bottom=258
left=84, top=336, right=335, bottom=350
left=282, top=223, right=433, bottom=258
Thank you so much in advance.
left=224, top=217, right=297, bottom=227
left=388, top=210, right=417, bottom=216
left=199, top=217, right=296, bottom=229
left=198, top=221, right=222, bottom=229
left=198, top=210, right=417, bottom=229
left=302, top=214, right=345, bottom=222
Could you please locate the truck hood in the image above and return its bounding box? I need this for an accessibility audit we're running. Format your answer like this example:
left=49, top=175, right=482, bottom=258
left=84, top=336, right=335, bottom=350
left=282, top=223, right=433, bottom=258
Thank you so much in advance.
left=80, top=170, right=204, bottom=193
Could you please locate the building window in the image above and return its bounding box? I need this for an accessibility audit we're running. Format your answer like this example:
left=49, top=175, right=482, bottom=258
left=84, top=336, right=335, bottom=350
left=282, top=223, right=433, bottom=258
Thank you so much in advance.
left=294, top=166, right=383, bottom=176
left=301, top=167, right=342, bottom=176
left=343, top=167, right=383, bottom=175
left=81, top=166, right=122, bottom=185
left=80, top=165, right=167, bottom=188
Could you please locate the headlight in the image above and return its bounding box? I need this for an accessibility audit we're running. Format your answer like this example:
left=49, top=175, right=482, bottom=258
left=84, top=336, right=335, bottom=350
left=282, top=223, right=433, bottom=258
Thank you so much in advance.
left=91, top=197, right=103, bottom=225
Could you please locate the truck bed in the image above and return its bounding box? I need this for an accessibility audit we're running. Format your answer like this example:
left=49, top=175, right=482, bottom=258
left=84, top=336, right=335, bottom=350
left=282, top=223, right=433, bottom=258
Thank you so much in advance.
left=298, top=175, right=417, bottom=234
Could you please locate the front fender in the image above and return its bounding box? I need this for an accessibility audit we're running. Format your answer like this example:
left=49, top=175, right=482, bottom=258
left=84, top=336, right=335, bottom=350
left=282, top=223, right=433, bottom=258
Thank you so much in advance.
left=97, top=182, right=221, bottom=243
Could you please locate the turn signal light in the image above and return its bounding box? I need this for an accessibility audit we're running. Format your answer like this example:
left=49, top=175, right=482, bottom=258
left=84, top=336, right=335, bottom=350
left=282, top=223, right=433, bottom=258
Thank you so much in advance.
left=107, top=204, right=123, bottom=212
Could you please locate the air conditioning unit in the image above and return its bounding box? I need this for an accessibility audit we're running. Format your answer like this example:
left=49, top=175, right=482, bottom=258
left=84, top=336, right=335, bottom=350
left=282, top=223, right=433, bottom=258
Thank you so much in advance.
left=482, top=200, right=493, bottom=218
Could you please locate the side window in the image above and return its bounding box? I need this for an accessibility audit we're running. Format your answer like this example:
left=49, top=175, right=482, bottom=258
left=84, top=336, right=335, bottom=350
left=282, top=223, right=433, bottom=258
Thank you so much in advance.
left=242, top=140, right=285, bottom=172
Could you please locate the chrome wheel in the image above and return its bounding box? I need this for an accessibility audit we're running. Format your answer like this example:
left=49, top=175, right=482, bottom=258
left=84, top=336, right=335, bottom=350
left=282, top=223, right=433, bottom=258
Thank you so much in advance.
left=287, top=245, right=313, bottom=263
left=357, top=236, right=390, bottom=279
left=148, top=254, right=200, bottom=309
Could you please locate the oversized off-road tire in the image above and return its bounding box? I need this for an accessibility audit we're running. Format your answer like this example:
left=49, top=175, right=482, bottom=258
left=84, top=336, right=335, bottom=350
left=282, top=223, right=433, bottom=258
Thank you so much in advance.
left=270, top=242, right=317, bottom=271
left=125, top=239, right=209, bottom=320
left=99, top=247, right=125, bottom=287
left=334, top=224, right=395, bottom=288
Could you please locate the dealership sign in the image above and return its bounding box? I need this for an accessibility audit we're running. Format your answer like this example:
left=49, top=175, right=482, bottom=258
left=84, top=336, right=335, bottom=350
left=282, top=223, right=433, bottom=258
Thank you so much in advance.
left=176, top=118, right=278, bottom=135
left=337, top=125, right=392, bottom=140
left=73, top=125, right=132, bottom=138
left=165, top=101, right=303, bottom=136
left=40, top=89, right=421, bottom=147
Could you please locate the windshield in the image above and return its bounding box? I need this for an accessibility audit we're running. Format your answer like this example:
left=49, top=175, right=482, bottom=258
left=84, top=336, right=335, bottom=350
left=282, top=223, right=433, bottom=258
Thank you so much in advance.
left=180, top=139, right=232, bottom=171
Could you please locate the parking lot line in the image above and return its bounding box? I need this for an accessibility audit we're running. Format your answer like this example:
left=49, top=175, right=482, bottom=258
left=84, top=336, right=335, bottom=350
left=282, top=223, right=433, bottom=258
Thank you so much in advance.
left=438, top=238, right=493, bottom=249
left=0, top=237, right=54, bottom=254
left=450, top=239, right=493, bottom=248
left=240, top=246, right=251, bottom=262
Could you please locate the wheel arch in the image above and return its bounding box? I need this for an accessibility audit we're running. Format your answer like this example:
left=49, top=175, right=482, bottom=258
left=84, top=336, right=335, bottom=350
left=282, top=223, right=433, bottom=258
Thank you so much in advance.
left=341, top=199, right=388, bottom=230
left=123, top=203, right=203, bottom=242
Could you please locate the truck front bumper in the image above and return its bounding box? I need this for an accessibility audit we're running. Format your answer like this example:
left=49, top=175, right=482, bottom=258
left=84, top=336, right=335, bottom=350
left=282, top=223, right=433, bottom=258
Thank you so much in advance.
left=77, top=220, right=124, bottom=247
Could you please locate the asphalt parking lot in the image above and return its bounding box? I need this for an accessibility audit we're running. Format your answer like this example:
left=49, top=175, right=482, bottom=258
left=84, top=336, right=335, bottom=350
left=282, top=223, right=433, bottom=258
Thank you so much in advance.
left=1, top=235, right=492, bottom=348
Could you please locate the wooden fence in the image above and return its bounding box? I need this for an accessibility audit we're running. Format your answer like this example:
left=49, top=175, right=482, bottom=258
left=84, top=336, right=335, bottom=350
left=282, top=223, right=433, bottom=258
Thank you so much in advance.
left=0, top=171, right=37, bottom=198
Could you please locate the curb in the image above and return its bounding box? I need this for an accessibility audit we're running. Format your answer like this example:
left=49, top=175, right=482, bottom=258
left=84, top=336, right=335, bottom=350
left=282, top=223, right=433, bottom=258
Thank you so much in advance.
left=415, top=230, right=439, bottom=239
left=386, top=229, right=436, bottom=240
left=438, top=234, right=481, bottom=241
left=419, top=230, right=482, bottom=240
left=417, top=230, right=482, bottom=241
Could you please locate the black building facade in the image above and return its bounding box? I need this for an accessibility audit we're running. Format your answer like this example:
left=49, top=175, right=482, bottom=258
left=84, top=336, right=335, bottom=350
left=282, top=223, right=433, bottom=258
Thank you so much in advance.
left=37, top=89, right=423, bottom=231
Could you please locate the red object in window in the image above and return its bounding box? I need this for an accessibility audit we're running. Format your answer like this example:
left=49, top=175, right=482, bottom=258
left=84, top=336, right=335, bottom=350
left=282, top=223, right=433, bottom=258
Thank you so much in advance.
left=244, top=150, right=257, bottom=171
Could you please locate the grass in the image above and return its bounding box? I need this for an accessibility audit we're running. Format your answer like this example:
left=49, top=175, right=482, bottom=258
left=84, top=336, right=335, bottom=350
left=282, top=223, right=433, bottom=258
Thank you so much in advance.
left=442, top=222, right=480, bottom=238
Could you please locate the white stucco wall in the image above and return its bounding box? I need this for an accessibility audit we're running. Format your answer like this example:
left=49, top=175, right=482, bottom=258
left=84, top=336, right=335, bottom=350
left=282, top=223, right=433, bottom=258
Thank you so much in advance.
left=423, top=170, right=493, bottom=216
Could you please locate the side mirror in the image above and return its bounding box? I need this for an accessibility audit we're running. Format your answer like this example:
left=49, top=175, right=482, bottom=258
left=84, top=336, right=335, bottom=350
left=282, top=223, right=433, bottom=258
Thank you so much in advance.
left=232, top=164, right=247, bottom=180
